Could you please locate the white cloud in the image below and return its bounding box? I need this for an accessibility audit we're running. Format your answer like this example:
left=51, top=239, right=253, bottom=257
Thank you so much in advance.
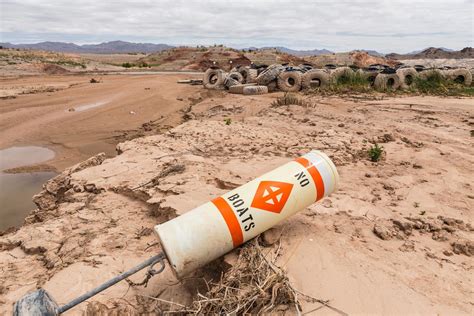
left=1, top=0, right=473, bottom=52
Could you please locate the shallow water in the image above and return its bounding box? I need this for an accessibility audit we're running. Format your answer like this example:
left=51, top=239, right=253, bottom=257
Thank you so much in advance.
left=0, top=146, right=56, bottom=231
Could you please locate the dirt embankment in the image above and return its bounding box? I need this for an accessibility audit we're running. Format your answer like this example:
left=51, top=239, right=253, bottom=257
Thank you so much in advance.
left=0, top=91, right=473, bottom=314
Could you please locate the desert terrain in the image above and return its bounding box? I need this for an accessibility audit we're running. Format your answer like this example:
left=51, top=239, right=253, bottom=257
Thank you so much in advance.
left=1, top=44, right=473, bottom=314
left=1, top=72, right=473, bottom=314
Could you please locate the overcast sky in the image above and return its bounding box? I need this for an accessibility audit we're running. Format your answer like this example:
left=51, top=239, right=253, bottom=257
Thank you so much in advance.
left=1, top=0, right=473, bottom=53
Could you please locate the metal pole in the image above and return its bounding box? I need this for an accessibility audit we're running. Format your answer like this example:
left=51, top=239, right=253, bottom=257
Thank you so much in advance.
left=57, top=252, right=166, bottom=314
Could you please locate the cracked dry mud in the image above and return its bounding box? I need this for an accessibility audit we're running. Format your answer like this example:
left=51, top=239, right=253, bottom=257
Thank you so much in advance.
left=0, top=91, right=473, bottom=315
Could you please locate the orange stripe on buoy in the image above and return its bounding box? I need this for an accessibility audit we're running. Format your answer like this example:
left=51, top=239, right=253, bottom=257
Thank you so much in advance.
left=212, top=197, right=243, bottom=247
left=295, top=157, right=325, bottom=201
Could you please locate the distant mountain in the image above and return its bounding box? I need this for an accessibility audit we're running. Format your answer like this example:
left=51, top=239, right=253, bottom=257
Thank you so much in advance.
left=350, top=49, right=384, bottom=57
left=0, top=40, right=174, bottom=54
left=386, top=47, right=472, bottom=60
left=406, top=47, right=454, bottom=55
left=265, top=47, right=333, bottom=56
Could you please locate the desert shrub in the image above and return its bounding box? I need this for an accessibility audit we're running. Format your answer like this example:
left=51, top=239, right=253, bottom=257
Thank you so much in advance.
left=272, top=93, right=309, bottom=107
left=122, top=62, right=135, bottom=68
left=368, top=143, right=384, bottom=162
left=137, top=61, right=149, bottom=68
left=224, top=118, right=232, bottom=125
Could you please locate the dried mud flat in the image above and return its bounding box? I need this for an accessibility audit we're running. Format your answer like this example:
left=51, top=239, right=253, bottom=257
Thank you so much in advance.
left=0, top=90, right=473, bottom=314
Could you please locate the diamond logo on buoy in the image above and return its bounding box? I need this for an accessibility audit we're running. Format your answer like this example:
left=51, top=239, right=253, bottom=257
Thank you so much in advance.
left=251, top=181, right=293, bottom=213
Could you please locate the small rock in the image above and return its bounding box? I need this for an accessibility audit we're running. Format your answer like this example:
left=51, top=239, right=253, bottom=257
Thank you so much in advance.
left=338, top=123, right=345, bottom=127
left=451, top=240, right=474, bottom=256
left=373, top=224, right=392, bottom=240
left=443, top=250, right=453, bottom=257
left=84, top=183, right=96, bottom=193
left=412, top=163, right=423, bottom=169
left=68, top=108, right=75, bottom=112
left=261, top=227, right=283, bottom=247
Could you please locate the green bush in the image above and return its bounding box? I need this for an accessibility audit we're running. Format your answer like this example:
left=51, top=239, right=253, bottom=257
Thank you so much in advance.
left=368, top=143, right=384, bottom=162
left=122, top=62, right=135, bottom=68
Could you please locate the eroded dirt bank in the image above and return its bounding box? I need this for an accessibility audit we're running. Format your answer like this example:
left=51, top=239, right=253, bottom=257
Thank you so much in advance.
left=0, top=92, right=473, bottom=314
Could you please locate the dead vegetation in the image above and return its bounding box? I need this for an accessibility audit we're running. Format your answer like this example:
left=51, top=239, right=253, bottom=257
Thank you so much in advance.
left=271, top=93, right=311, bottom=107
left=150, top=239, right=346, bottom=315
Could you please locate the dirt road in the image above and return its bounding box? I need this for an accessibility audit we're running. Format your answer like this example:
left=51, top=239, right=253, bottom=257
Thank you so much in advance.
left=0, top=73, right=203, bottom=171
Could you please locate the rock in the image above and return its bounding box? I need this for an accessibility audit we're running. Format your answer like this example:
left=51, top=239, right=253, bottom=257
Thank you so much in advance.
left=432, top=231, right=449, bottom=242
left=451, top=240, right=474, bottom=256
left=392, top=220, right=413, bottom=236
left=373, top=224, right=392, bottom=240
left=443, top=250, right=453, bottom=256
left=261, top=227, right=283, bottom=246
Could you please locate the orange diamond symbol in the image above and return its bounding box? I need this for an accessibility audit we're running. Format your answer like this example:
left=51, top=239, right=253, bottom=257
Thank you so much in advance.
left=251, top=181, right=293, bottom=214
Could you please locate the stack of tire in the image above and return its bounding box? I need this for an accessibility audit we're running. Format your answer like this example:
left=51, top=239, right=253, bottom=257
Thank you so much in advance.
left=202, top=63, right=473, bottom=94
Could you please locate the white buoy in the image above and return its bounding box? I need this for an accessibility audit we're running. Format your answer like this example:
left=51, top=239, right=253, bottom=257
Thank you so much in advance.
left=155, top=150, right=339, bottom=276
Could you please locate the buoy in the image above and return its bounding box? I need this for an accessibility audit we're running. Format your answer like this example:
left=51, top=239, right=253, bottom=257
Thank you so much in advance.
left=155, top=150, right=339, bottom=276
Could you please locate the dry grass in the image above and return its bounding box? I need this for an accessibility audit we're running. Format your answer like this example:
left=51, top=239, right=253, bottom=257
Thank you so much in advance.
left=272, top=93, right=310, bottom=107
left=147, top=239, right=347, bottom=315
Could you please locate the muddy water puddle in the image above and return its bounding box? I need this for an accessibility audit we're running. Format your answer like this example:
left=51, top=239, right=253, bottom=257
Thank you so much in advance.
left=0, top=146, right=56, bottom=231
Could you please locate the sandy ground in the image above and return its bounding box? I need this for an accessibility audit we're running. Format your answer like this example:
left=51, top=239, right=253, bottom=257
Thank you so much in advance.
left=0, top=86, right=472, bottom=314
left=0, top=73, right=204, bottom=171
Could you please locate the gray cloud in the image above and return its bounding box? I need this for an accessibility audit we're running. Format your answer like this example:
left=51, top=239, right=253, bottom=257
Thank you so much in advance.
left=1, top=0, right=473, bottom=52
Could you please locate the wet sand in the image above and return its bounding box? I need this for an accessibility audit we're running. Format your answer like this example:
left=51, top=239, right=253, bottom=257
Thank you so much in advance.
left=0, top=73, right=203, bottom=171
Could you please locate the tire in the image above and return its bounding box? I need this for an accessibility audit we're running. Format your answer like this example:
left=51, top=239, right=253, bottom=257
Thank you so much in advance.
left=396, top=67, right=418, bottom=89
left=419, top=69, right=445, bottom=81
left=242, top=85, right=268, bottom=95
left=228, top=71, right=244, bottom=83
left=267, top=80, right=278, bottom=92
left=256, top=64, right=284, bottom=85
left=203, top=68, right=225, bottom=89
left=302, top=69, right=330, bottom=89
left=374, top=73, right=401, bottom=91
left=330, top=67, right=353, bottom=83
left=277, top=71, right=302, bottom=92
left=228, top=83, right=255, bottom=94
left=224, top=77, right=239, bottom=89
left=445, top=68, right=472, bottom=86
left=356, top=69, right=378, bottom=86
left=246, top=68, right=258, bottom=83
left=238, top=67, right=249, bottom=84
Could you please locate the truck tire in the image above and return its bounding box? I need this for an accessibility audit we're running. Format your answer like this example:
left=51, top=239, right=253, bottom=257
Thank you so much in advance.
left=374, top=73, right=401, bottom=91
left=228, top=83, right=255, bottom=94
left=330, top=66, right=353, bottom=83
left=356, top=69, right=378, bottom=86
left=203, top=68, right=225, bottom=89
left=446, top=68, right=472, bottom=86
left=396, top=67, right=418, bottom=89
left=419, top=69, right=445, bottom=81
left=302, top=69, right=330, bottom=89
left=267, top=80, right=278, bottom=92
left=243, top=85, right=269, bottom=95
left=228, top=71, right=244, bottom=83
left=277, top=71, right=302, bottom=92
left=256, top=64, right=284, bottom=86
left=224, top=76, right=239, bottom=88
